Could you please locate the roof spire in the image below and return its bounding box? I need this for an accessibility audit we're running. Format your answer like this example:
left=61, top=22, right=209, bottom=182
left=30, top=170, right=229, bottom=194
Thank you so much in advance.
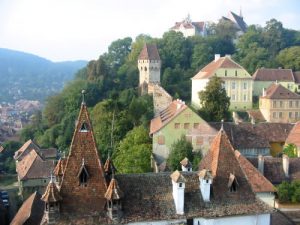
left=81, top=89, right=86, bottom=105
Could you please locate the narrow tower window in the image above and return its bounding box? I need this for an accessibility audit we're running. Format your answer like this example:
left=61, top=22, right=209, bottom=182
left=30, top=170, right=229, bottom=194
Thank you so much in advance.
left=80, top=122, right=89, bottom=132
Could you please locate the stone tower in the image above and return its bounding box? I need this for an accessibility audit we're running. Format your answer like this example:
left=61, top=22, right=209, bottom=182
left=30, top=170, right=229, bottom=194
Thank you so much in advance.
left=59, top=91, right=107, bottom=214
left=138, top=44, right=161, bottom=94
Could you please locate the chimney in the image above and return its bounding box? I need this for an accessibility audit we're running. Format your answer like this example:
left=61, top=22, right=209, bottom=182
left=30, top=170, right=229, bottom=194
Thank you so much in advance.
left=258, top=155, right=264, bottom=174
left=262, top=88, right=266, bottom=97
left=225, top=54, right=231, bottom=58
left=170, top=171, right=185, bottom=214
left=282, top=154, right=289, bottom=177
left=198, top=169, right=213, bottom=202
left=180, top=157, right=192, bottom=172
left=214, top=54, right=220, bottom=62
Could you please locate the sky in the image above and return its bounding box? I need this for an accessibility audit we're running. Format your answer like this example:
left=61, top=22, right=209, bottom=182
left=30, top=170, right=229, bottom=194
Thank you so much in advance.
left=0, top=0, right=299, bottom=62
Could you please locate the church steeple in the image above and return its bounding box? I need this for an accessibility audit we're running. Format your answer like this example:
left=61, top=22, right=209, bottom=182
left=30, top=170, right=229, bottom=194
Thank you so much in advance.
left=59, top=91, right=107, bottom=214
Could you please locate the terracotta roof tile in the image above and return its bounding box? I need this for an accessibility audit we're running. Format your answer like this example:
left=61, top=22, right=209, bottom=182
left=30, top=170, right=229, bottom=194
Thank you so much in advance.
left=180, top=157, right=192, bottom=168
left=235, top=151, right=275, bottom=193
left=286, top=122, right=300, bottom=147
left=53, top=158, right=66, bottom=177
left=150, top=99, right=188, bottom=134
left=104, top=178, right=123, bottom=201
left=170, top=170, right=186, bottom=183
left=293, top=71, right=300, bottom=84
left=14, top=139, right=40, bottom=160
left=253, top=68, right=294, bottom=81
left=59, top=103, right=107, bottom=214
left=41, top=179, right=62, bottom=203
left=262, top=83, right=300, bottom=99
left=247, top=110, right=266, bottom=123
left=16, top=150, right=54, bottom=180
left=10, top=192, right=44, bottom=225
left=138, top=44, right=160, bottom=60
left=192, top=56, right=245, bottom=79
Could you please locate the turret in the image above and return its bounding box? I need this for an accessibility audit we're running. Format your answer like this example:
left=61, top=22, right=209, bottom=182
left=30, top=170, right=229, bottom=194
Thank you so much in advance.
left=170, top=170, right=186, bottom=214
left=198, top=169, right=213, bottom=202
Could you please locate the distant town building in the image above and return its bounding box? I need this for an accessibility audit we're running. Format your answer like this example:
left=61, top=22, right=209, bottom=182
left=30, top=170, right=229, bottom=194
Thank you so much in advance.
left=222, top=11, right=248, bottom=36
left=138, top=43, right=161, bottom=95
left=252, top=68, right=297, bottom=96
left=170, top=15, right=207, bottom=37
left=259, top=83, right=300, bottom=123
left=150, top=99, right=205, bottom=168
left=191, top=54, right=253, bottom=110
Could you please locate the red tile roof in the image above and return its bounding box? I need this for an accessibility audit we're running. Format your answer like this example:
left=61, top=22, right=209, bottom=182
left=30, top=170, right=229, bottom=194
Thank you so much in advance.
left=59, top=103, right=107, bottom=214
left=16, top=150, right=54, bottom=181
left=14, top=139, right=40, bottom=160
left=286, top=122, right=300, bottom=147
left=41, top=179, right=62, bottom=203
left=293, top=71, right=300, bottom=84
left=10, top=192, right=44, bottom=225
left=199, top=129, right=258, bottom=201
left=261, top=83, right=300, bottom=99
left=253, top=68, right=294, bottom=81
left=138, top=44, right=160, bottom=60
left=235, top=151, right=275, bottom=193
left=192, top=56, right=244, bottom=79
left=104, top=178, right=123, bottom=201
left=53, top=158, right=66, bottom=177
left=150, top=99, right=188, bottom=134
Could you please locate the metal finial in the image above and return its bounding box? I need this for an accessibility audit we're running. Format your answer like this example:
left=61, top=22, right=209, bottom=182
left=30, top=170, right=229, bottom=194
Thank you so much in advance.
left=81, top=89, right=86, bottom=105
left=221, top=119, right=224, bottom=131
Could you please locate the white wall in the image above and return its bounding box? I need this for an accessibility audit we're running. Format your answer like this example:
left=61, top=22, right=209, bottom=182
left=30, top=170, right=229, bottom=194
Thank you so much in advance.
left=194, top=214, right=270, bottom=225
left=191, top=79, right=209, bottom=109
left=127, top=219, right=185, bottom=225
left=256, top=193, right=275, bottom=207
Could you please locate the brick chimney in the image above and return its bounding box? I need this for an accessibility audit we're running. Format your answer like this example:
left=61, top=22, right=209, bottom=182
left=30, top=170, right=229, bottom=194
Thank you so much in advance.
left=170, top=171, right=186, bottom=214
left=198, top=169, right=213, bottom=202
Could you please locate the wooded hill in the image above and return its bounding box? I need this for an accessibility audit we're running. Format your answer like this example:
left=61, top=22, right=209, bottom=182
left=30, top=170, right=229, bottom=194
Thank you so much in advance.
left=20, top=19, right=300, bottom=173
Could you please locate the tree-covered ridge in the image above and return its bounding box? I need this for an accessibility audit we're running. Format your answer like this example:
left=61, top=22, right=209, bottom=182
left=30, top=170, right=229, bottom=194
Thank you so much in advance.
left=0, top=48, right=87, bottom=103
left=20, top=19, right=300, bottom=173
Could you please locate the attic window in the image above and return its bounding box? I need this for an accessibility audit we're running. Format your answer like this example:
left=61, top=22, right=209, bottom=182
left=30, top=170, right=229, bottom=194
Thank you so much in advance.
left=77, top=160, right=90, bottom=187
left=228, top=173, right=239, bottom=192
left=80, top=122, right=89, bottom=132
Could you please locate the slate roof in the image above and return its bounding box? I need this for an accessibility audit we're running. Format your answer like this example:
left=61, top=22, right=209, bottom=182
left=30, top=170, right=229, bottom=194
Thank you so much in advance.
left=150, top=99, right=188, bottom=134
left=138, top=44, right=160, bottom=60
left=41, top=178, right=62, bottom=203
left=235, top=151, right=275, bottom=193
left=10, top=192, right=44, bottom=225
left=228, top=11, right=248, bottom=32
left=253, top=68, right=294, bottom=81
left=16, top=150, right=54, bottom=181
left=261, top=83, right=300, bottom=99
left=191, top=56, right=246, bottom=80
left=286, top=122, right=300, bottom=147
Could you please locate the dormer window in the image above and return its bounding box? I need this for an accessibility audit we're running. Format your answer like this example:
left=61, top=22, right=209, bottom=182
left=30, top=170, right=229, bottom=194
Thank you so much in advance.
left=179, top=183, right=183, bottom=187
left=228, top=173, right=238, bottom=192
left=80, top=122, right=89, bottom=132
left=77, top=159, right=89, bottom=187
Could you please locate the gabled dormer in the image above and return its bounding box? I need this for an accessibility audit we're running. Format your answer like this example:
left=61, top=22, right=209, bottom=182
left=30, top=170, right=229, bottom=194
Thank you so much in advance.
left=228, top=173, right=239, bottom=192
left=77, top=158, right=89, bottom=187
left=198, top=169, right=213, bottom=202
left=170, top=170, right=186, bottom=215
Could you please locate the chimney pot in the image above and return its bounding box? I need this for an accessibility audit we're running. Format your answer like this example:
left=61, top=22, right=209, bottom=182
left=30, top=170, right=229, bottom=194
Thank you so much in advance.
left=214, top=54, right=221, bottom=62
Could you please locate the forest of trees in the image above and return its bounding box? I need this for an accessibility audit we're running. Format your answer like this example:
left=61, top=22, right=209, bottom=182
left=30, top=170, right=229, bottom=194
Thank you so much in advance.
left=19, top=18, right=300, bottom=173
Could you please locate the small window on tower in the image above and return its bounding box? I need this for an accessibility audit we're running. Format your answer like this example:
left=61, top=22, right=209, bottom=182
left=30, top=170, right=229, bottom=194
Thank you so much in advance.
left=80, top=122, right=89, bottom=132
left=144, top=66, right=147, bottom=71
left=228, top=173, right=238, bottom=192
left=77, top=159, right=90, bottom=187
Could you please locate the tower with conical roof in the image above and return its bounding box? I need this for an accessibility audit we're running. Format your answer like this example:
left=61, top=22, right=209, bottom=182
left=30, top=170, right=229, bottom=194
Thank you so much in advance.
left=138, top=44, right=161, bottom=94
left=59, top=90, right=107, bottom=214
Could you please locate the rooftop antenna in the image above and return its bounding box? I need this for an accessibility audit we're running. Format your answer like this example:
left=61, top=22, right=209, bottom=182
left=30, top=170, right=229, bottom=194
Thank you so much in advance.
left=81, top=89, right=86, bottom=105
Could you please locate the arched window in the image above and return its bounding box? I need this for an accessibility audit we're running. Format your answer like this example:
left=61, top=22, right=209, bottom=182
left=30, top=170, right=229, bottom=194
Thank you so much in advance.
left=144, top=66, right=147, bottom=71
left=77, top=159, right=89, bottom=187
left=228, top=173, right=238, bottom=192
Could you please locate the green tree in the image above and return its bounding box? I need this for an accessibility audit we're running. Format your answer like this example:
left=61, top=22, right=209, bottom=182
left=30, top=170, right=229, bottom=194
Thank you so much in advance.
left=277, top=46, right=300, bottom=71
left=0, top=140, right=22, bottom=174
left=277, top=181, right=291, bottom=202
left=113, top=126, right=152, bottom=174
left=198, top=76, right=230, bottom=121
left=283, top=143, right=297, bottom=158
left=167, top=135, right=193, bottom=171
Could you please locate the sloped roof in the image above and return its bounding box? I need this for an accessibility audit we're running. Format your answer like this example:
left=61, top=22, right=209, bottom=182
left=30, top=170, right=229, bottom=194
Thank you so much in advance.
left=271, top=210, right=296, bottom=225
left=171, top=21, right=205, bottom=32
left=228, top=11, right=247, bottom=32
left=104, top=178, right=123, bottom=201
left=199, top=129, right=259, bottom=201
left=192, top=56, right=245, bottom=79
left=53, top=158, right=66, bottom=177
left=261, top=83, right=300, bottom=99
left=138, top=44, right=160, bottom=60
left=235, top=151, right=275, bottom=193
left=286, top=122, right=300, bottom=147
left=247, top=110, right=266, bottom=123
left=253, top=68, right=294, bottom=81
left=41, top=178, right=62, bottom=203
left=59, top=103, right=107, bottom=214
left=40, top=148, right=57, bottom=159
left=293, top=71, right=300, bottom=84
left=10, top=192, right=44, bottom=225
left=16, top=150, right=54, bottom=181
left=14, top=139, right=40, bottom=160
left=150, top=99, right=188, bottom=134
